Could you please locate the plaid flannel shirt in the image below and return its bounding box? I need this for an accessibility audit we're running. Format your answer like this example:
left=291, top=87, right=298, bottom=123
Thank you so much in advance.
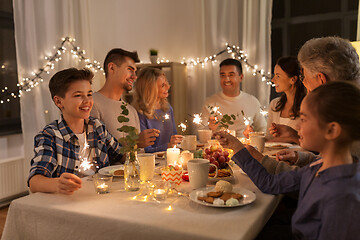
left=28, top=116, right=122, bottom=184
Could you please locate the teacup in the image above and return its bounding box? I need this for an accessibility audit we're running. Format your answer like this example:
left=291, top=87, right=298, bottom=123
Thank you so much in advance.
left=249, top=132, right=265, bottom=153
left=181, top=135, right=197, bottom=151
left=187, top=159, right=218, bottom=189
left=197, top=129, right=213, bottom=143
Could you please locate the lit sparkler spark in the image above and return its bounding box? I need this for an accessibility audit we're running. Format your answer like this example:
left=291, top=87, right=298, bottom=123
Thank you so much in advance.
left=164, top=114, right=170, bottom=120
left=260, top=107, right=268, bottom=117
left=193, top=114, right=202, bottom=125
left=79, top=158, right=92, bottom=171
left=178, top=122, right=187, bottom=132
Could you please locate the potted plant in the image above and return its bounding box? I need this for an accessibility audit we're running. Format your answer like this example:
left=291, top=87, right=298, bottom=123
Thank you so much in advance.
left=149, top=48, right=158, bottom=64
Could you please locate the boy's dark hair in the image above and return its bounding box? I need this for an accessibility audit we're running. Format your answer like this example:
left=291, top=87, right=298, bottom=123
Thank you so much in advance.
left=103, top=48, right=140, bottom=77
left=49, top=68, right=94, bottom=99
left=220, top=58, right=243, bottom=75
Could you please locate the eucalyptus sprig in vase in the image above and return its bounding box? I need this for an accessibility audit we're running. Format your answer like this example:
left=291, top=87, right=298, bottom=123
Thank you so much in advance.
left=207, top=105, right=238, bottom=130
left=117, top=102, right=140, bottom=191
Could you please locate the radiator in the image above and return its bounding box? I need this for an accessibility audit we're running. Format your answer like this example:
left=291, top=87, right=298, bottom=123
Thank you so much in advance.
left=0, top=156, right=27, bottom=200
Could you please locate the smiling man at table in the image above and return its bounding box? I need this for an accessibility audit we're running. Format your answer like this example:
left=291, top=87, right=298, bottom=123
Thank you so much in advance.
left=200, top=58, right=267, bottom=138
left=91, top=48, right=160, bottom=151
left=28, top=68, right=123, bottom=194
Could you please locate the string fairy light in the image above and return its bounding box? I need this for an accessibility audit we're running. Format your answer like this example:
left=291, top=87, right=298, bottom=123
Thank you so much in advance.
left=1, top=39, right=273, bottom=104
left=0, top=37, right=103, bottom=104
left=180, top=43, right=274, bottom=86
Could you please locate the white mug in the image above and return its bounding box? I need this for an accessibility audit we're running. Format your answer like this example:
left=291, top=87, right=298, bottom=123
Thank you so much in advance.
left=137, top=153, right=155, bottom=182
left=249, top=133, right=265, bottom=153
left=181, top=135, right=197, bottom=151
left=197, top=129, right=213, bottom=143
left=187, top=159, right=218, bottom=189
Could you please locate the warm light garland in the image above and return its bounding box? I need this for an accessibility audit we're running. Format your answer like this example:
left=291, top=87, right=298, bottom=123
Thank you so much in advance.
left=0, top=39, right=273, bottom=104
left=0, top=37, right=103, bottom=104
left=180, top=43, right=274, bottom=86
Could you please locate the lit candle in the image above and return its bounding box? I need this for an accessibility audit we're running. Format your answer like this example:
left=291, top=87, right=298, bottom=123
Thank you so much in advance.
left=153, top=189, right=166, bottom=201
left=166, top=147, right=180, bottom=165
left=96, top=183, right=109, bottom=194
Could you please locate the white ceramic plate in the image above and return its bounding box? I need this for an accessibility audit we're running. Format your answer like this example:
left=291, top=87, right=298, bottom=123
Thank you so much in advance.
left=155, top=151, right=166, bottom=159
left=98, top=165, right=124, bottom=177
left=189, top=186, right=256, bottom=208
left=265, top=142, right=293, bottom=149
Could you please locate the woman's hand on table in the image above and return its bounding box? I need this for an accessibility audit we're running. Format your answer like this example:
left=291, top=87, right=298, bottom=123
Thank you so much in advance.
left=168, top=135, right=183, bottom=148
left=138, top=129, right=160, bottom=148
left=213, top=131, right=244, bottom=153
left=276, top=149, right=298, bottom=165
left=57, top=173, right=82, bottom=195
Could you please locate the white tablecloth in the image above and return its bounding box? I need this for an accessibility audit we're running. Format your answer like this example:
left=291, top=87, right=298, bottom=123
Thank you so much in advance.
left=2, top=168, right=280, bottom=240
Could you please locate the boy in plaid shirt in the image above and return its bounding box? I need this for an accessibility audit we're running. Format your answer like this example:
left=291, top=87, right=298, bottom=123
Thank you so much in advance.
left=28, top=68, right=122, bottom=194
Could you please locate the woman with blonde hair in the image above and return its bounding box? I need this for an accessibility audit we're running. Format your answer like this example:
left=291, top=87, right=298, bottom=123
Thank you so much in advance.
left=133, top=67, right=183, bottom=153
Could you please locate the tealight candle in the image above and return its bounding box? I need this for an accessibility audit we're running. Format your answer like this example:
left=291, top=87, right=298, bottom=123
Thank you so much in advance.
left=96, top=183, right=109, bottom=194
left=166, top=147, right=180, bottom=165
left=93, top=174, right=113, bottom=194
left=153, top=189, right=166, bottom=201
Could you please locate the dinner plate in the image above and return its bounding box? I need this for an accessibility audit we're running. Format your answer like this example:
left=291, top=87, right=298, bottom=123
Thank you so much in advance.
left=265, top=142, right=293, bottom=149
left=98, top=165, right=124, bottom=177
left=155, top=151, right=166, bottom=159
left=189, top=186, right=256, bottom=208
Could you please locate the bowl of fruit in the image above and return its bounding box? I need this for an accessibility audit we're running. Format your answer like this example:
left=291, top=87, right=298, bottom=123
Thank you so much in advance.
left=203, top=145, right=234, bottom=182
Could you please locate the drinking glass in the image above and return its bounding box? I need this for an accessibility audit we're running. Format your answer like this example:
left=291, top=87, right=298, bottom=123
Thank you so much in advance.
left=138, top=153, right=155, bottom=182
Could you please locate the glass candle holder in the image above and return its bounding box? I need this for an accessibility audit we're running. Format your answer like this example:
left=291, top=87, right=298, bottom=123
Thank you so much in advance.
left=93, top=173, right=113, bottom=194
left=151, top=180, right=169, bottom=201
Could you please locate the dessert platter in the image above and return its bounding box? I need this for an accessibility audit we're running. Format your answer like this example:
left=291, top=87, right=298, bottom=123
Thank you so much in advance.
left=98, top=165, right=124, bottom=177
left=189, top=180, right=256, bottom=208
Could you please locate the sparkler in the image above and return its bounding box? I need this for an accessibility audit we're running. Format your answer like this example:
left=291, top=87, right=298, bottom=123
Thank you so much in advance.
left=193, top=113, right=202, bottom=125
left=241, top=110, right=251, bottom=126
left=260, top=107, right=268, bottom=117
left=178, top=122, right=187, bottom=132
left=164, top=114, right=170, bottom=120
left=77, top=133, right=96, bottom=175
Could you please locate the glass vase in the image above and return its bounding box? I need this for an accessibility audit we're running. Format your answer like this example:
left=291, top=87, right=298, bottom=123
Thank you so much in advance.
left=124, top=151, right=140, bottom=191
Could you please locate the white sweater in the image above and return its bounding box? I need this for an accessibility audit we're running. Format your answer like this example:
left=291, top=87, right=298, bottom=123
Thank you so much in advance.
left=201, top=91, right=267, bottom=137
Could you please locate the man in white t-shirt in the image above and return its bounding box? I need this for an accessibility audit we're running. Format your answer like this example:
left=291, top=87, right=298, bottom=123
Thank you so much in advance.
left=91, top=48, right=159, bottom=148
left=201, top=58, right=266, bottom=138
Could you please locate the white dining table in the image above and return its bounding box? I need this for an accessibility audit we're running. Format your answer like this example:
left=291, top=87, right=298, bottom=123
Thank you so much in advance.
left=2, top=152, right=284, bottom=240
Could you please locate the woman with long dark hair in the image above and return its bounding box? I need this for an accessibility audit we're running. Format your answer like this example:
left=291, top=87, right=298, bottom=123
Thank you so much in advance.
left=266, top=56, right=306, bottom=142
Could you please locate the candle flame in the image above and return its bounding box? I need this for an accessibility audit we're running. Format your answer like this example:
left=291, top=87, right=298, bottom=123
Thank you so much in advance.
left=167, top=205, right=172, bottom=211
